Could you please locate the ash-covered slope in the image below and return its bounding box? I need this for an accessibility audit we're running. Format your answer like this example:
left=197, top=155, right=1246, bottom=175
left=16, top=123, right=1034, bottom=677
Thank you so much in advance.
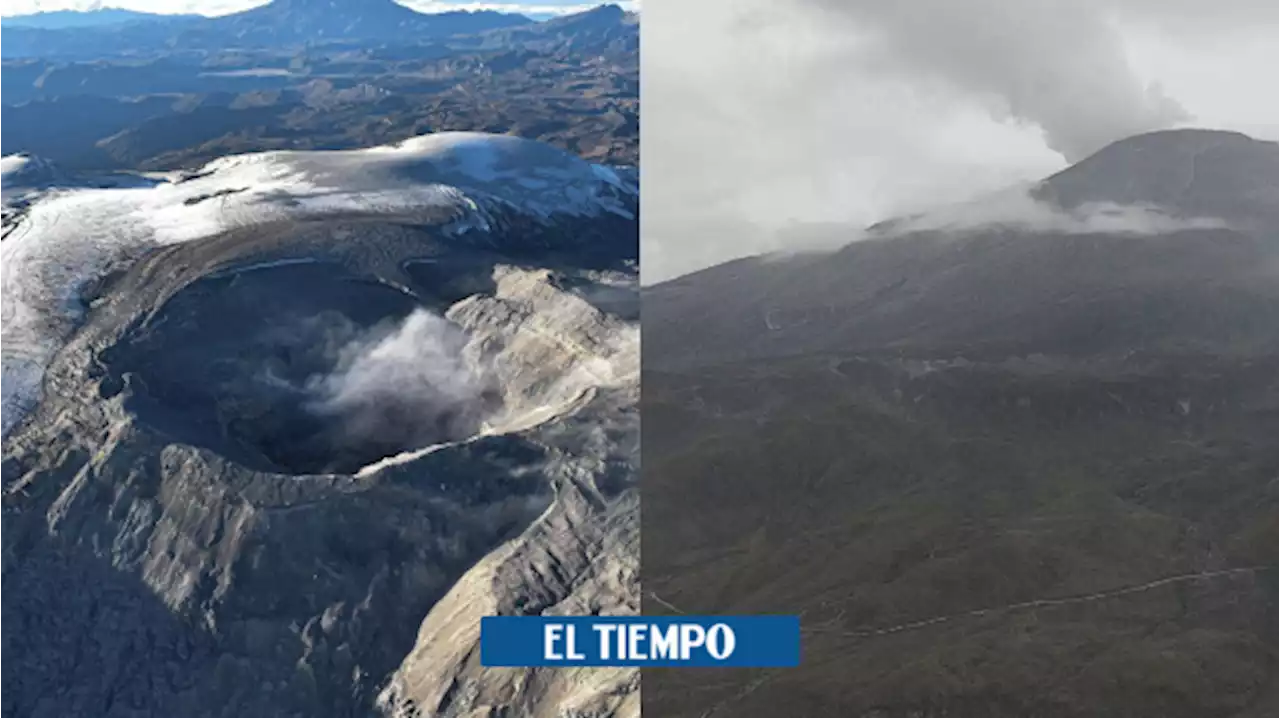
left=1, top=132, right=638, bottom=718
left=645, top=129, right=1278, bottom=371
left=641, top=129, right=1277, bottom=718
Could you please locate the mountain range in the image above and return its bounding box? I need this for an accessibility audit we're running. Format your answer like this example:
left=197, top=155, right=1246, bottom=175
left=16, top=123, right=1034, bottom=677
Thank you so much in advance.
left=1, top=0, right=540, bottom=58
left=3, top=8, right=203, bottom=29
left=1, top=4, right=639, bottom=169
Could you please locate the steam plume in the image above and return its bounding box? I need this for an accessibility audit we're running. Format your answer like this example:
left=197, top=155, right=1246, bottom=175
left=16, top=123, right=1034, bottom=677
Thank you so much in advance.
left=306, top=308, right=495, bottom=450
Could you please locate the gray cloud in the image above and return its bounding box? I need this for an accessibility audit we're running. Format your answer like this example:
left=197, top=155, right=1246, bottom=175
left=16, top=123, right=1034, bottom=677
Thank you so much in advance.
left=1108, top=0, right=1277, bottom=36
left=801, top=0, right=1189, bottom=162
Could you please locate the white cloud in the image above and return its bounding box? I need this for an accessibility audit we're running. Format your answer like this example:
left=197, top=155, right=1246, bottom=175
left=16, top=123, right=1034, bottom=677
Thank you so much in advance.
left=737, top=187, right=1235, bottom=271
left=886, top=188, right=1232, bottom=237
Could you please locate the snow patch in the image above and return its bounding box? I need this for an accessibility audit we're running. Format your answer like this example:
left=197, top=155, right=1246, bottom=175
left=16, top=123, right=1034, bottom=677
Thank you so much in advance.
left=2, top=154, right=62, bottom=203
left=1, top=155, right=41, bottom=181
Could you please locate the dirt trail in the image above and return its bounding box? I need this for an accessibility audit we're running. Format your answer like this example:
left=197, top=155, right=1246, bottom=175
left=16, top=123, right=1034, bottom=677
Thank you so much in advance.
left=808, top=565, right=1267, bottom=640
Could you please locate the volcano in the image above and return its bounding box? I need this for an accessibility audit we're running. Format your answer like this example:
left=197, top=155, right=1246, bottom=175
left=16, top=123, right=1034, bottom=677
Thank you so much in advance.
left=642, top=128, right=1278, bottom=718
left=1, top=132, right=639, bottom=718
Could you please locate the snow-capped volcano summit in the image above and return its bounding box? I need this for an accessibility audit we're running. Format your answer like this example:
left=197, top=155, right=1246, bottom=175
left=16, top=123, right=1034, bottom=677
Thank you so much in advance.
left=195, top=131, right=638, bottom=224
left=2, top=131, right=637, bottom=437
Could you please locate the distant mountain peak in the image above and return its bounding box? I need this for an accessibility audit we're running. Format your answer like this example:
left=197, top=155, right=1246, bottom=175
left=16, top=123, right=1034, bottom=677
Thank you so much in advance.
left=554, top=3, right=628, bottom=23
left=247, top=0, right=519, bottom=19
left=1035, top=127, right=1278, bottom=223
left=1081, top=128, right=1262, bottom=160
left=582, top=4, right=627, bottom=16
left=238, top=0, right=428, bottom=20
left=200, top=0, right=531, bottom=45
left=257, top=0, right=412, bottom=12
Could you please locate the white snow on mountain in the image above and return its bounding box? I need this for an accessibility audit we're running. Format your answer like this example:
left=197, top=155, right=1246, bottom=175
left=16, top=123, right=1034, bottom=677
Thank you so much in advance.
left=0, top=156, right=29, bottom=175
left=2, top=154, right=67, bottom=204
left=0, top=131, right=638, bottom=436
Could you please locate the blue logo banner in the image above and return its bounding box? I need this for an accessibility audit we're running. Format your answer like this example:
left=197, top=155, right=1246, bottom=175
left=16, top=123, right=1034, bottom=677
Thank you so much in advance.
left=480, top=615, right=801, bottom=667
